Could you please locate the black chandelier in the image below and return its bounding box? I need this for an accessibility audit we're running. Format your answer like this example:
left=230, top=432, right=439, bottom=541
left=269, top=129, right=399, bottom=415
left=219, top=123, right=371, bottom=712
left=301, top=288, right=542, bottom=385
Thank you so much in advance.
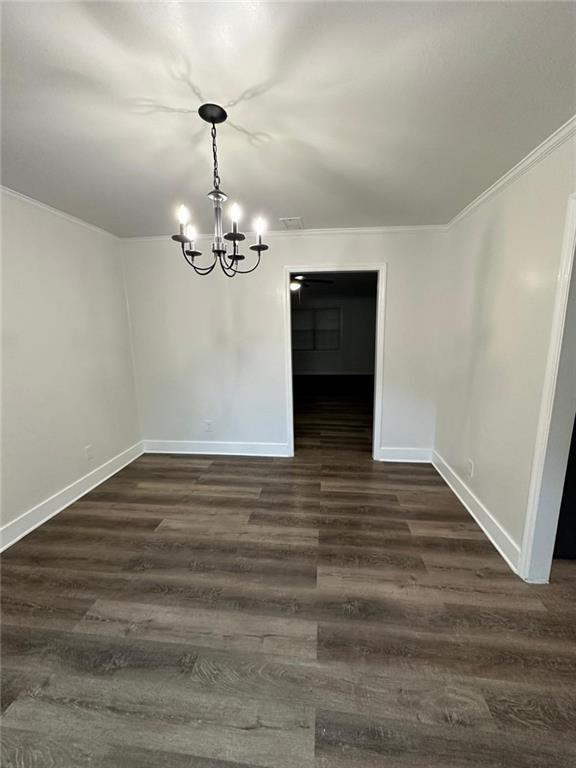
left=171, top=103, right=269, bottom=276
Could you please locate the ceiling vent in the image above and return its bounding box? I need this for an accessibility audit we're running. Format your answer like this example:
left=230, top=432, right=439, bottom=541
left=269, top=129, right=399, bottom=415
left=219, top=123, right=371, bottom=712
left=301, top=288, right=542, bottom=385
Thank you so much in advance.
left=279, top=217, right=304, bottom=230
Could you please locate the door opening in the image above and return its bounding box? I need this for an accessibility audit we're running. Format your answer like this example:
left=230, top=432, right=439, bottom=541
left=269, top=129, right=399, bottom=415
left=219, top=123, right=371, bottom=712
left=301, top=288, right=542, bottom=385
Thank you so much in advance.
left=554, top=414, right=576, bottom=559
left=289, top=271, right=379, bottom=458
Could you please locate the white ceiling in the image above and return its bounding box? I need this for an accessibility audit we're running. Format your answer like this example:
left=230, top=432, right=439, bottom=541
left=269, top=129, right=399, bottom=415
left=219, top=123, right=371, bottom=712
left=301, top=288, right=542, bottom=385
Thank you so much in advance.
left=2, top=1, right=575, bottom=237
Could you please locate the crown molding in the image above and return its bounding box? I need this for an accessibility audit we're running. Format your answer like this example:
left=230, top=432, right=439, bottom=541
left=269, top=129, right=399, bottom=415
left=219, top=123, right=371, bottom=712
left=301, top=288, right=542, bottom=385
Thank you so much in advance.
left=0, top=185, right=443, bottom=242
left=447, top=114, right=576, bottom=229
left=246, top=224, right=448, bottom=237
left=0, top=185, right=118, bottom=239
left=120, top=224, right=447, bottom=243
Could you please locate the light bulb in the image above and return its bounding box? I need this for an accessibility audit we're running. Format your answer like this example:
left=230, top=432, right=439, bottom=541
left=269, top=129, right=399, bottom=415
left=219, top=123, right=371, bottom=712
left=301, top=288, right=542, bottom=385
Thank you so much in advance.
left=290, top=281, right=302, bottom=292
left=185, top=225, right=197, bottom=242
left=294, top=275, right=304, bottom=280
left=230, top=203, right=242, bottom=224
left=177, top=205, right=190, bottom=225
left=254, top=217, right=266, bottom=236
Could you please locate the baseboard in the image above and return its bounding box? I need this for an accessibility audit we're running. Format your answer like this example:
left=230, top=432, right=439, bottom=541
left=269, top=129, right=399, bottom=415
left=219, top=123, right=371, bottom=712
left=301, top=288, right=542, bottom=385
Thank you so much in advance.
left=432, top=450, right=521, bottom=573
left=143, top=440, right=293, bottom=458
left=374, top=447, right=433, bottom=462
left=0, top=441, right=144, bottom=552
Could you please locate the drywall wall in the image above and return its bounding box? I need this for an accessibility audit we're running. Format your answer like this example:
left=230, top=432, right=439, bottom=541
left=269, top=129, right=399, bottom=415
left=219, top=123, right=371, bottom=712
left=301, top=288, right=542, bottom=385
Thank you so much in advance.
left=292, top=293, right=377, bottom=376
left=434, top=134, right=576, bottom=568
left=1, top=190, right=141, bottom=542
left=121, top=229, right=445, bottom=458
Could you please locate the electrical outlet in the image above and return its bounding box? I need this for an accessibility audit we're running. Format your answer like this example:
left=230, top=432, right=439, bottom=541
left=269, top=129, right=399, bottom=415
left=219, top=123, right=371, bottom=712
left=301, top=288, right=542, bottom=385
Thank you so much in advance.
left=84, top=444, right=94, bottom=461
left=467, top=458, right=474, bottom=478
left=203, top=420, right=213, bottom=434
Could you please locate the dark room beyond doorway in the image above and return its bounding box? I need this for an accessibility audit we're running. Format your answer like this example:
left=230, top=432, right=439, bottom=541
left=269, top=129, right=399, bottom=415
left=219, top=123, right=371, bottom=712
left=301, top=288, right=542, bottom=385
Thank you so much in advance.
left=290, top=271, right=378, bottom=456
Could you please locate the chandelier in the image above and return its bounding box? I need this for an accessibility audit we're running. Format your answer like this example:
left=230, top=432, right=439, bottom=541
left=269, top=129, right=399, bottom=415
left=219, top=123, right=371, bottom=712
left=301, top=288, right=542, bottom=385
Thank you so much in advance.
left=172, top=103, right=269, bottom=276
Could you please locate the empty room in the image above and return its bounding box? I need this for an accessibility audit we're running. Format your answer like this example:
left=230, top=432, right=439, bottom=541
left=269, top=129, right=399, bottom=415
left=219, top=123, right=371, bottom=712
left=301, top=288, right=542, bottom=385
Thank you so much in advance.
left=1, top=2, right=576, bottom=766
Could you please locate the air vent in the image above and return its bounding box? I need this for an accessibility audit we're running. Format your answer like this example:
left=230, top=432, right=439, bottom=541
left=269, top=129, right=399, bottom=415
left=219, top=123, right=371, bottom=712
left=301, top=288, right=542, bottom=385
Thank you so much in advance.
left=279, top=217, right=304, bottom=230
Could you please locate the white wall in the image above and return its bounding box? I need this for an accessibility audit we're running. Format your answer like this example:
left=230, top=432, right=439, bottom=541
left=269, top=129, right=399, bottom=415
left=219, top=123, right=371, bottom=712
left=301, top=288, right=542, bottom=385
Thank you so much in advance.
left=122, top=230, right=445, bottom=458
left=434, top=134, right=576, bottom=569
left=292, top=293, right=376, bottom=376
left=1, top=190, right=141, bottom=542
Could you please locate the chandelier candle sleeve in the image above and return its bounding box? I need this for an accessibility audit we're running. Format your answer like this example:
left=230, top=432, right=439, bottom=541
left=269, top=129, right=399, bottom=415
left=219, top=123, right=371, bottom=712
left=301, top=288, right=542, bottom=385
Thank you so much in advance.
left=185, top=225, right=197, bottom=248
left=177, top=205, right=190, bottom=236
left=254, top=217, right=266, bottom=246
left=230, top=203, right=241, bottom=235
left=171, top=103, right=269, bottom=277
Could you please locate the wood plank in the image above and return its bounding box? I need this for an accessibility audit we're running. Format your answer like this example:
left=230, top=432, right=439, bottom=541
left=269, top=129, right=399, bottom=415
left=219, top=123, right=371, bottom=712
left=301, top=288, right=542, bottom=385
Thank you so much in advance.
left=157, top=519, right=319, bottom=545
left=0, top=592, right=93, bottom=631
left=318, top=622, right=576, bottom=684
left=316, top=565, right=547, bottom=610
left=3, top=541, right=318, bottom=588
left=75, top=599, right=318, bottom=659
left=1, top=669, right=51, bottom=713
left=315, top=708, right=576, bottom=767
left=248, top=510, right=411, bottom=533
left=1, top=675, right=315, bottom=768
left=0, top=727, right=106, bottom=768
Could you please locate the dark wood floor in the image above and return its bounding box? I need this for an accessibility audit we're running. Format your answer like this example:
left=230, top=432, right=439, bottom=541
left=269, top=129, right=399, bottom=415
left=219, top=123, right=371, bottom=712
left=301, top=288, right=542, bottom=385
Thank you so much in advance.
left=2, top=380, right=576, bottom=767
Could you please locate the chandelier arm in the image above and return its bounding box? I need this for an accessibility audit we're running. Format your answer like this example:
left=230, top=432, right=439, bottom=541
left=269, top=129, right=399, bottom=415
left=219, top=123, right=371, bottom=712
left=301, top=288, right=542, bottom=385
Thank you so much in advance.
left=219, top=248, right=239, bottom=272
left=231, top=251, right=262, bottom=275
left=181, top=243, right=218, bottom=275
left=220, top=251, right=236, bottom=270
left=181, top=247, right=196, bottom=269
left=193, top=260, right=219, bottom=276
left=219, top=253, right=238, bottom=277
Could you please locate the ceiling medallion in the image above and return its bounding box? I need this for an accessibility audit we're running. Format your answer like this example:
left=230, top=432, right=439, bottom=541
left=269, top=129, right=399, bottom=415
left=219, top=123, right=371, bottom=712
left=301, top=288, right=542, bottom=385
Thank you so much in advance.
left=172, top=103, right=269, bottom=276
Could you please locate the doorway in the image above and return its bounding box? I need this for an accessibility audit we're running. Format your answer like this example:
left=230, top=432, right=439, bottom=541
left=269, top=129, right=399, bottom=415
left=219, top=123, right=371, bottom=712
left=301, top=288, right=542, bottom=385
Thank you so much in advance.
left=286, top=268, right=384, bottom=459
left=553, top=414, right=576, bottom=559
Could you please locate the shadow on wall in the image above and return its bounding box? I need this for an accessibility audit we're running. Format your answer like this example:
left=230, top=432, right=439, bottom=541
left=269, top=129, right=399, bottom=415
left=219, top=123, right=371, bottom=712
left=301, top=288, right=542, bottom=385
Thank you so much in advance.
left=441, top=219, right=501, bottom=479
left=464, top=220, right=501, bottom=459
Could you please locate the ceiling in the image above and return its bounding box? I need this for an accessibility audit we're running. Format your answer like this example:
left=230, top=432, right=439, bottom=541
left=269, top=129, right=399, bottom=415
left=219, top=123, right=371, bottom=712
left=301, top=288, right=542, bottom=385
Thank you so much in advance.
left=2, top=2, right=575, bottom=237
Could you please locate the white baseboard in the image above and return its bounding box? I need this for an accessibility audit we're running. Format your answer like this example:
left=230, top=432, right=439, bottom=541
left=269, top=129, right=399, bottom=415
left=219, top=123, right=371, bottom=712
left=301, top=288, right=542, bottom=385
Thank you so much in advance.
left=0, top=441, right=144, bottom=553
left=374, top=447, right=433, bottom=462
left=143, top=440, right=293, bottom=458
left=432, top=450, right=521, bottom=573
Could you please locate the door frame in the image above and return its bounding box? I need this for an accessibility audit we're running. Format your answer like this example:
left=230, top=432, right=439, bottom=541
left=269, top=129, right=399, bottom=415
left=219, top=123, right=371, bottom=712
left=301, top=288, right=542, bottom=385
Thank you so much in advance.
left=520, top=193, right=576, bottom=582
left=283, top=264, right=387, bottom=460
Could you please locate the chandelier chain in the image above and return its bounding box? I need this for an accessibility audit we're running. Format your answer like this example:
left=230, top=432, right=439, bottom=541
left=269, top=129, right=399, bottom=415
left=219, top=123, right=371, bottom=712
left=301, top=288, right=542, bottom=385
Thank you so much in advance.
left=211, top=123, right=221, bottom=191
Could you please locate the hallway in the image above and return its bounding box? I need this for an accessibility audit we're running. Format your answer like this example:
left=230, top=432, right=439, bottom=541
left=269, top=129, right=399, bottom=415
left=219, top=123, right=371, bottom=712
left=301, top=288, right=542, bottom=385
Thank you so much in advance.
left=293, top=374, right=374, bottom=456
